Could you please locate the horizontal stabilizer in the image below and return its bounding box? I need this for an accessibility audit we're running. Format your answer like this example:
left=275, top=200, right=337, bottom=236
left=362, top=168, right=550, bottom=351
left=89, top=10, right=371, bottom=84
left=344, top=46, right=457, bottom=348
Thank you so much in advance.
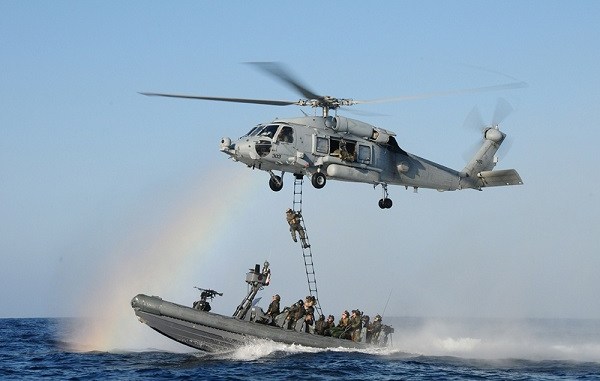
left=477, top=169, right=523, bottom=187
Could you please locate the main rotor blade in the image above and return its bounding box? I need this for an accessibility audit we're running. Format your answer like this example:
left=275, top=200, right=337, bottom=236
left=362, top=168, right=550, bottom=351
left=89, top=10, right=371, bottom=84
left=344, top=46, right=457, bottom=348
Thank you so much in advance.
left=140, top=92, right=300, bottom=106
left=246, top=62, right=322, bottom=101
left=353, top=81, right=528, bottom=105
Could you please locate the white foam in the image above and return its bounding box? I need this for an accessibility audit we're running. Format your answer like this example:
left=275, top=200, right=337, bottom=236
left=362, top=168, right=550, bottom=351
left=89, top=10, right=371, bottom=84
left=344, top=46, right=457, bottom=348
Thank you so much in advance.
left=203, top=338, right=407, bottom=361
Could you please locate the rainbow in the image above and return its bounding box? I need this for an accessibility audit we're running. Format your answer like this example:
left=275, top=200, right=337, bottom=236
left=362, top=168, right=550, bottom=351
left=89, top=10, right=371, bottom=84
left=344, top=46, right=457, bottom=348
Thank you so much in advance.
left=67, top=166, right=260, bottom=351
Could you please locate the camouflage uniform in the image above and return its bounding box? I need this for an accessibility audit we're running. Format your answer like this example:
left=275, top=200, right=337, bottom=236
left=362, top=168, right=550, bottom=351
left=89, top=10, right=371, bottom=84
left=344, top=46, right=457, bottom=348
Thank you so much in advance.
left=349, top=309, right=363, bottom=342
left=285, top=209, right=309, bottom=248
left=284, top=299, right=304, bottom=330
left=299, top=296, right=316, bottom=332
left=339, top=139, right=354, bottom=162
left=321, top=315, right=336, bottom=336
left=303, top=305, right=315, bottom=333
left=266, top=295, right=281, bottom=321
left=366, top=315, right=383, bottom=344
left=329, top=311, right=350, bottom=339
left=314, top=315, right=326, bottom=335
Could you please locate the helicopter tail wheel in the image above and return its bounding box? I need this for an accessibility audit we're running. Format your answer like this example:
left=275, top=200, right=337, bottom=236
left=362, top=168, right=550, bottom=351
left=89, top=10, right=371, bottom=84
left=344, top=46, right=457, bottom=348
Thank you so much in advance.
left=269, top=175, right=283, bottom=192
left=378, top=198, right=393, bottom=209
left=311, top=172, right=326, bottom=189
left=378, top=183, right=392, bottom=208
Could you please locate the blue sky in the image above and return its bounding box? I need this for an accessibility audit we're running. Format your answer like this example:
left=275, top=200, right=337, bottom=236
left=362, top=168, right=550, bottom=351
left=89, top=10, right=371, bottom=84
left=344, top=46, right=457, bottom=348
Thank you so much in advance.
left=1, top=0, right=599, bottom=331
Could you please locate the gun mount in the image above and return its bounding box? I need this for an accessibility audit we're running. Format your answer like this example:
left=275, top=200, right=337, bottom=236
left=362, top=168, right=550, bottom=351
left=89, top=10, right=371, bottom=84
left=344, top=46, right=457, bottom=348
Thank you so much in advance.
left=233, top=261, right=271, bottom=319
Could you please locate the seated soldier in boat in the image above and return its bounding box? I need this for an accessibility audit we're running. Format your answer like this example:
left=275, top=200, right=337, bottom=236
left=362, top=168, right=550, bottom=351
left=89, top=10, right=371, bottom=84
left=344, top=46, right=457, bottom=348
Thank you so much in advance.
left=284, top=299, right=305, bottom=329
left=329, top=310, right=351, bottom=339
left=349, top=309, right=363, bottom=342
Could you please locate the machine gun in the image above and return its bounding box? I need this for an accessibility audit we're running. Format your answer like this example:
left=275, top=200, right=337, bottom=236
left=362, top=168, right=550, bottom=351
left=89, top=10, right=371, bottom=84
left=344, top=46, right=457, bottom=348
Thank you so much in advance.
left=192, top=287, right=223, bottom=312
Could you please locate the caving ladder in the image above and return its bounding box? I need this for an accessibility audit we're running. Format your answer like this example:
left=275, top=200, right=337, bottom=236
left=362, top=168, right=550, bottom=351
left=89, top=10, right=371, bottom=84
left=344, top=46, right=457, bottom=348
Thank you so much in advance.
left=292, top=175, right=323, bottom=318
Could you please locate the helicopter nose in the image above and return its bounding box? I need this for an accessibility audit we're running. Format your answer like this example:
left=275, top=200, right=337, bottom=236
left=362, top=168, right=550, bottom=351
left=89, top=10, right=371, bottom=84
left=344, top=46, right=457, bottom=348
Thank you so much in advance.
left=219, top=136, right=238, bottom=157
left=237, top=140, right=259, bottom=160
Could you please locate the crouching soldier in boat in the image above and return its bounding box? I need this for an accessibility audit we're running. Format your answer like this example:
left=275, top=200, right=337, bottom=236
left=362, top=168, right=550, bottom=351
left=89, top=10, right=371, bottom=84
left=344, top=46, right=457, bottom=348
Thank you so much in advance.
left=360, top=315, right=370, bottom=342
left=325, top=314, right=336, bottom=335
left=366, top=314, right=383, bottom=344
left=329, top=310, right=351, bottom=339
left=319, top=315, right=336, bottom=336
left=349, top=309, right=363, bottom=342
left=301, top=296, right=316, bottom=333
left=314, top=315, right=326, bottom=335
left=284, top=299, right=305, bottom=329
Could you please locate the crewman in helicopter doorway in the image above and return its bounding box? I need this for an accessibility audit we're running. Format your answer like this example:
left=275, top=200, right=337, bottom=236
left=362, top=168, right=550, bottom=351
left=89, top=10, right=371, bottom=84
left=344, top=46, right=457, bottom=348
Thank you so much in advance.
left=285, top=208, right=310, bottom=249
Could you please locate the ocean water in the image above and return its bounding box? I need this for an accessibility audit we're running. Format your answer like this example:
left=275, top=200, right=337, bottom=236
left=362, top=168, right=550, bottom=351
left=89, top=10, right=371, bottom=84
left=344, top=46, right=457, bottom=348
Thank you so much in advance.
left=2, top=317, right=600, bottom=380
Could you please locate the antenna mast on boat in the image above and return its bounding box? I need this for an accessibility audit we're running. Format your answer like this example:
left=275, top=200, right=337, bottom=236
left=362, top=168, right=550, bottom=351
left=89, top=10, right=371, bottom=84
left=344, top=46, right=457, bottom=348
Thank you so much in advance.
left=233, top=261, right=271, bottom=320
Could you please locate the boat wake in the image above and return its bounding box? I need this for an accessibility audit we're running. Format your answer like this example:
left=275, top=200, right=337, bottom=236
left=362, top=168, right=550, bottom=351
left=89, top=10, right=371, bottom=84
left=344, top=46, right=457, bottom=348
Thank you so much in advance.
left=198, top=338, right=408, bottom=362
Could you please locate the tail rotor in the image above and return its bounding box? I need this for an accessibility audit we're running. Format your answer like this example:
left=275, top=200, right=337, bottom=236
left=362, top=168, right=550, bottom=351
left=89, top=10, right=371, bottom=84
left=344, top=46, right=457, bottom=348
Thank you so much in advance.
left=462, top=98, right=515, bottom=162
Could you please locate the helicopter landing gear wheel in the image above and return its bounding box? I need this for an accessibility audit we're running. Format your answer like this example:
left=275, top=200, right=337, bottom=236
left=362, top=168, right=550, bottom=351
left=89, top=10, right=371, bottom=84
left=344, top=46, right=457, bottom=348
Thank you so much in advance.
left=378, top=198, right=393, bottom=209
left=269, top=175, right=283, bottom=192
left=311, top=172, right=326, bottom=189
left=378, top=183, right=392, bottom=209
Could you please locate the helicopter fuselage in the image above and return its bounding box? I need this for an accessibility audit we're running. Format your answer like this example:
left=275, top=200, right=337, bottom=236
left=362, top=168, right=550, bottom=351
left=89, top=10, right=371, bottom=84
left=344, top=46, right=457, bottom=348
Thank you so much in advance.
left=144, top=63, right=523, bottom=209
left=220, top=115, right=483, bottom=202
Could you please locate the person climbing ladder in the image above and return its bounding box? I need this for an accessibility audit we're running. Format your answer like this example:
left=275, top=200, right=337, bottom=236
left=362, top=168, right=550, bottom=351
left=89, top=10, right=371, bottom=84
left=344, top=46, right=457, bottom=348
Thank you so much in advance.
left=285, top=208, right=310, bottom=248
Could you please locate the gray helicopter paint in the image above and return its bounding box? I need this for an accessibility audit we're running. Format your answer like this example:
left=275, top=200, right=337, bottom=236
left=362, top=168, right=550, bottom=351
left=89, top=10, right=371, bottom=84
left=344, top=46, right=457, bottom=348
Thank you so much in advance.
left=220, top=114, right=520, bottom=194
left=144, top=62, right=524, bottom=207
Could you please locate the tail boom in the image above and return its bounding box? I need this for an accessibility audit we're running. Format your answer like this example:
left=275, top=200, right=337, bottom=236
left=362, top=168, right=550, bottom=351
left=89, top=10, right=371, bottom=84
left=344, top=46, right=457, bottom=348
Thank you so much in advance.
left=461, top=127, right=523, bottom=189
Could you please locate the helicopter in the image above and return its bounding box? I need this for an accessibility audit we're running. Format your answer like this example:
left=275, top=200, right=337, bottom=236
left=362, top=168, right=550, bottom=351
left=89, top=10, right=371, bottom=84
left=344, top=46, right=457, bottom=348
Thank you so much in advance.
left=142, top=62, right=524, bottom=209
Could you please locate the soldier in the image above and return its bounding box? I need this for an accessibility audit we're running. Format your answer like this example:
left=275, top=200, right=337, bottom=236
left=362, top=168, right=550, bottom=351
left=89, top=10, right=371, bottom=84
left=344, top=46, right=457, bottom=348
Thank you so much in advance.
left=321, top=315, right=336, bottom=336
left=285, top=208, right=310, bottom=248
left=360, top=315, right=370, bottom=342
left=329, top=310, right=351, bottom=339
left=339, top=139, right=354, bottom=162
left=366, top=314, right=383, bottom=344
left=299, top=295, right=315, bottom=332
left=314, top=315, right=326, bottom=335
left=265, top=294, right=281, bottom=325
left=349, top=309, right=363, bottom=342
left=284, top=299, right=305, bottom=330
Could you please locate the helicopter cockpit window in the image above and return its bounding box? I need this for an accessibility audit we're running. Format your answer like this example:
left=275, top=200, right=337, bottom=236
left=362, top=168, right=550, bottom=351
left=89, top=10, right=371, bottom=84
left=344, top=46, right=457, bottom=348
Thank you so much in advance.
left=276, top=126, right=294, bottom=143
left=357, top=144, right=371, bottom=164
left=316, top=137, right=329, bottom=154
left=258, top=124, right=279, bottom=139
left=244, top=126, right=261, bottom=137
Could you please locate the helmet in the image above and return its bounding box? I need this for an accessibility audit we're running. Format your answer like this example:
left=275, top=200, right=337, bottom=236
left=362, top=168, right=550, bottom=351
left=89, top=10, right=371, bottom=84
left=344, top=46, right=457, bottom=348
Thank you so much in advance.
left=375, top=314, right=382, bottom=321
left=286, top=208, right=293, bottom=212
